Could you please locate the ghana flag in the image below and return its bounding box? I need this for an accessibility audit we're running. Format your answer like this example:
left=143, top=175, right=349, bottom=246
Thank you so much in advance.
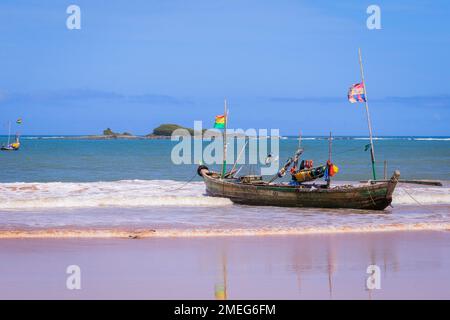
left=214, top=114, right=226, bottom=129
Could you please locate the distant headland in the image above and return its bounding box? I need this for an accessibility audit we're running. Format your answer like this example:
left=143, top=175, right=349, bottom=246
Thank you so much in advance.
left=58, top=124, right=197, bottom=140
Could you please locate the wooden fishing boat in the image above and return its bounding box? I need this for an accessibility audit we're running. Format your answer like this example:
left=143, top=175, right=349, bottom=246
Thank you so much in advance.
left=198, top=165, right=400, bottom=210
left=198, top=49, right=401, bottom=210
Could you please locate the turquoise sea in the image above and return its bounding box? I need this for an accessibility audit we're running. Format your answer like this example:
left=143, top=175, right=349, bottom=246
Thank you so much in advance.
left=0, top=136, right=449, bottom=238
left=0, top=136, right=449, bottom=182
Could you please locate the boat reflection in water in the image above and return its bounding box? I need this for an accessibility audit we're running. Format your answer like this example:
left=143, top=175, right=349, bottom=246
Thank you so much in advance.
left=214, top=252, right=228, bottom=300
left=205, top=232, right=426, bottom=299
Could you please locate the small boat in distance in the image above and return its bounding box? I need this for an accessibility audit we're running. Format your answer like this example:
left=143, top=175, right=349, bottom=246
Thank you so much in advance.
left=1, top=120, right=21, bottom=151
left=1, top=134, right=20, bottom=151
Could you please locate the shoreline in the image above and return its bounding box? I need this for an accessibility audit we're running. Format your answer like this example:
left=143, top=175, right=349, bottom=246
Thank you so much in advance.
left=1, top=230, right=449, bottom=299
left=0, top=224, right=449, bottom=239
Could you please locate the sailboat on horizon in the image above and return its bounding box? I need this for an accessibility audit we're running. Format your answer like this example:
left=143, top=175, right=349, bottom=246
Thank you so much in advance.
left=1, top=119, right=21, bottom=151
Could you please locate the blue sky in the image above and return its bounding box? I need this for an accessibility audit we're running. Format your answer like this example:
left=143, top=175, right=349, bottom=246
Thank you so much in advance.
left=0, top=0, right=449, bottom=135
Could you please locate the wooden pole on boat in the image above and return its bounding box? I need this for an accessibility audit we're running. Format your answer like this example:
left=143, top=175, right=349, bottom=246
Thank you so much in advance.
left=7, top=121, right=11, bottom=146
left=222, top=99, right=228, bottom=178
left=230, top=140, right=248, bottom=175
left=358, top=48, right=377, bottom=180
left=327, top=132, right=332, bottom=188
left=328, top=132, right=332, bottom=161
left=298, top=129, right=302, bottom=149
left=383, top=160, right=387, bottom=180
left=292, top=129, right=302, bottom=170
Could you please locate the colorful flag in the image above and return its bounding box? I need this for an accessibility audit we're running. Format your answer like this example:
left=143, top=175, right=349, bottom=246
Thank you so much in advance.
left=16, top=118, right=22, bottom=124
left=348, top=83, right=366, bottom=103
left=214, top=114, right=226, bottom=129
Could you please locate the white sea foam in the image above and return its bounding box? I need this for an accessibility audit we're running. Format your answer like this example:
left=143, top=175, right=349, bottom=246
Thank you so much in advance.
left=352, top=137, right=396, bottom=140
left=392, top=185, right=450, bottom=205
left=0, top=180, right=231, bottom=210
left=414, top=138, right=450, bottom=141
left=0, top=180, right=449, bottom=210
left=350, top=137, right=450, bottom=141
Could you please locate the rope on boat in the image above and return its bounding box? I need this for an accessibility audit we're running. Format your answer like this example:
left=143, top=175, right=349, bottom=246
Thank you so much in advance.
left=401, top=187, right=422, bottom=205
left=366, top=186, right=377, bottom=207
left=167, top=171, right=199, bottom=192
left=150, top=171, right=199, bottom=193
left=333, top=145, right=368, bottom=156
left=390, top=173, right=422, bottom=206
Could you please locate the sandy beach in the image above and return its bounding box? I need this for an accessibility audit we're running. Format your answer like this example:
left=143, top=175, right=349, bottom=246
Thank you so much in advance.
left=1, top=231, right=449, bottom=300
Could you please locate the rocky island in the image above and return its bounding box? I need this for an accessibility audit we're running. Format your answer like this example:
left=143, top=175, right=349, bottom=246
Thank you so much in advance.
left=144, top=124, right=197, bottom=139
left=57, top=124, right=197, bottom=140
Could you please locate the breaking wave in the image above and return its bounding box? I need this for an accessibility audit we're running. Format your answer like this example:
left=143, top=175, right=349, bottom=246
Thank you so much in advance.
left=0, top=180, right=448, bottom=210
left=392, top=185, right=450, bottom=205
left=287, top=137, right=449, bottom=141
left=414, top=138, right=450, bottom=141
left=0, top=180, right=232, bottom=210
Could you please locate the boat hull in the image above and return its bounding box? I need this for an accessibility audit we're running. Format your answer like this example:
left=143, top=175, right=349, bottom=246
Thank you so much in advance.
left=199, top=167, right=400, bottom=211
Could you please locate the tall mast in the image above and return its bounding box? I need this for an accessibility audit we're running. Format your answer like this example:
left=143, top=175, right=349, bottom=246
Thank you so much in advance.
left=7, top=121, right=11, bottom=145
left=230, top=140, right=248, bottom=175
left=327, top=131, right=332, bottom=188
left=298, top=129, right=302, bottom=149
left=222, top=99, right=228, bottom=178
left=358, top=48, right=377, bottom=180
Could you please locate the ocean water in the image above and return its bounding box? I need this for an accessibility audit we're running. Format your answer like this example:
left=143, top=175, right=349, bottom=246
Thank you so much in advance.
left=0, top=136, right=449, bottom=237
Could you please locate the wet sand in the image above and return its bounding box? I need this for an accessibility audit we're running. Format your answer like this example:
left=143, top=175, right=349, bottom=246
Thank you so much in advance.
left=0, top=231, right=449, bottom=299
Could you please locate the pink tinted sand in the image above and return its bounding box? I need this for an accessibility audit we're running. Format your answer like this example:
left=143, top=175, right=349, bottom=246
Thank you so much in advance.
left=0, top=231, right=449, bottom=299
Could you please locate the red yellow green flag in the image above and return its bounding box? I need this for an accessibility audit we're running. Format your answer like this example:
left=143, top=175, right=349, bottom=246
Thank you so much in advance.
left=214, top=115, right=225, bottom=129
